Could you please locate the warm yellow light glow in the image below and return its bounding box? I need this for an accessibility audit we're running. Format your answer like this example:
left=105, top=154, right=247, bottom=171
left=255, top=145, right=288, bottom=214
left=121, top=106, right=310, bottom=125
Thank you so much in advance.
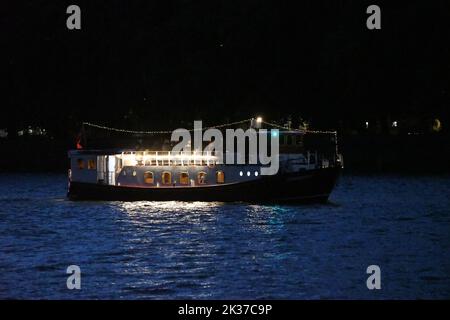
left=256, top=117, right=263, bottom=123
left=118, top=151, right=218, bottom=167
left=433, top=118, right=442, bottom=132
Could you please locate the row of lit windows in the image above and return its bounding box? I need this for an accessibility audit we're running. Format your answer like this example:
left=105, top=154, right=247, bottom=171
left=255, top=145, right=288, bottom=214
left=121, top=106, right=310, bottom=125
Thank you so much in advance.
left=126, top=170, right=225, bottom=185
left=77, top=159, right=96, bottom=170
left=76, top=158, right=216, bottom=170
left=136, top=159, right=216, bottom=167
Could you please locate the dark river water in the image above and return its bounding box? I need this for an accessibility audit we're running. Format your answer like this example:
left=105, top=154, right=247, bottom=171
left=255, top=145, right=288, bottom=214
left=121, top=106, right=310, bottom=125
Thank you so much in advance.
left=0, top=173, right=449, bottom=299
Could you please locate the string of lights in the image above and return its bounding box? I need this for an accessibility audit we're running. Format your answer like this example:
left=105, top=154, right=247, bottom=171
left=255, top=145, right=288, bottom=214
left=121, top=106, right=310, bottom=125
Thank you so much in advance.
left=261, top=121, right=337, bottom=134
left=82, top=119, right=253, bottom=135
left=201, top=119, right=253, bottom=131
left=82, top=119, right=337, bottom=135
left=306, top=130, right=338, bottom=134
left=261, top=120, right=301, bottom=131
left=82, top=122, right=174, bottom=134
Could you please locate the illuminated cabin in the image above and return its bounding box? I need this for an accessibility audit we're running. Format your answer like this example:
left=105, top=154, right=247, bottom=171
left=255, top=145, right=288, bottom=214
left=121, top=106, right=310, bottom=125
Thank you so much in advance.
left=68, top=131, right=343, bottom=203
left=69, top=150, right=242, bottom=187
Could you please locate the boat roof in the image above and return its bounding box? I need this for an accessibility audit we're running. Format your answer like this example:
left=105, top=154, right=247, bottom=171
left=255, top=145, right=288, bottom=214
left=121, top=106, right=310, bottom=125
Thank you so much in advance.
left=68, top=149, right=138, bottom=156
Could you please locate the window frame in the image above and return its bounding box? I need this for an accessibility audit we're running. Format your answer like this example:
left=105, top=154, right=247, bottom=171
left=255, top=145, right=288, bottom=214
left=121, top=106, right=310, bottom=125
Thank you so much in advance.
left=77, top=159, right=85, bottom=169
left=87, top=159, right=96, bottom=170
left=197, top=171, right=207, bottom=185
left=162, top=171, right=172, bottom=185
left=216, top=171, right=225, bottom=184
left=179, top=171, right=189, bottom=185
left=144, top=171, right=154, bottom=184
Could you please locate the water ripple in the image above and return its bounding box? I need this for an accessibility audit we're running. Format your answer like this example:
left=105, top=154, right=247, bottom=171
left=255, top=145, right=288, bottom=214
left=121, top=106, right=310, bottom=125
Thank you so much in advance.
left=0, top=174, right=450, bottom=299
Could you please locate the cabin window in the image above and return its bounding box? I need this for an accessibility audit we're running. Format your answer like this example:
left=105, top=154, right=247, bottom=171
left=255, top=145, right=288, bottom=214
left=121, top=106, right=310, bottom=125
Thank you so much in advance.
left=197, top=172, right=207, bottom=184
left=162, top=171, right=172, bottom=185
left=87, top=159, right=96, bottom=170
left=151, top=159, right=157, bottom=166
left=163, top=159, right=169, bottom=166
left=144, top=171, right=154, bottom=184
left=216, top=171, right=225, bottom=184
left=77, top=159, right=85, bottom=169
left=179, top=172, right=189, bottom=185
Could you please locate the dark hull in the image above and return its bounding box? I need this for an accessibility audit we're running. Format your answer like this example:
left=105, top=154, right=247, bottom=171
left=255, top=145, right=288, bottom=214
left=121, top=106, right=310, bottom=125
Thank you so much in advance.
left=68, top=168, right=341, bottom=203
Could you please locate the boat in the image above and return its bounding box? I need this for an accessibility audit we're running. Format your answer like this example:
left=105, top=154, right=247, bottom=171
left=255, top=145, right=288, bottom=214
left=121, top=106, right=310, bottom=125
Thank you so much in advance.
left=67, top=119, right=343, bottom=203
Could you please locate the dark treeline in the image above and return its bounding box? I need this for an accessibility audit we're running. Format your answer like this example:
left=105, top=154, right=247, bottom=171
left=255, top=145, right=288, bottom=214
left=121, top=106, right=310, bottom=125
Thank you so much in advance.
left=2, top=1, right=450, bottom=172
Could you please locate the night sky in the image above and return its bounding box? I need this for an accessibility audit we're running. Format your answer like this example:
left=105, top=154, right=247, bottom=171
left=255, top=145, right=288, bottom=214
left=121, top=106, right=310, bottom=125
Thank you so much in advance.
left=3, top=0, right=450, bottom=135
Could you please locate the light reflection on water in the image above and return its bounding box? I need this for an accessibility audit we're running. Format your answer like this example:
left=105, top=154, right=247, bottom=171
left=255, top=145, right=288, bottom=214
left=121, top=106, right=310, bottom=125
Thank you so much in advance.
left=0, top=174, right=450, bottom=299
left=119, top=201, right=289, bottom=234
left=118, top=201, right=222, bottom=223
